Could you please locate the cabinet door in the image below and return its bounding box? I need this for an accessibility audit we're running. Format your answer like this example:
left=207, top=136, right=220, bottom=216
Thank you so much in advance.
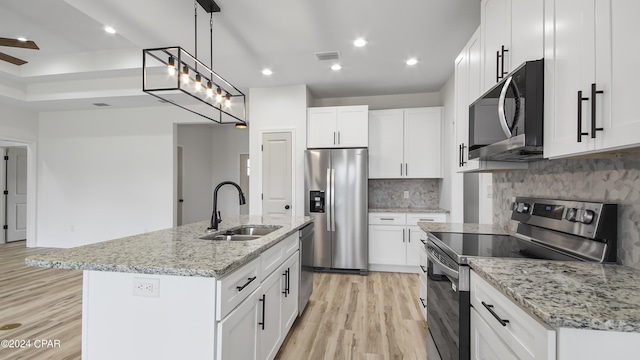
left=543, top=0, right=596, bottom=158
left=281, top=253, right=299, bottom=334
left=368, top=225, right=406, bottom=265
left=368, top=110, right=405, bottom=178
left=307, top=107, right=337, bottom=148
left=471, top=308, right=519, bottom=360
left=595, top=0, right=640, bottom=151
left=481, top=0, right=509, bottom=92
left=217, top=290, right=259, bottom=360
left=509, top=0, right=544, bottom=68
left=404, top=108, right=442, bottom=178
left=257, top=270, right=283, bottom=360
left=406, top=226, right=423, bottom=267
left=336, top=106, right=368, bottom=147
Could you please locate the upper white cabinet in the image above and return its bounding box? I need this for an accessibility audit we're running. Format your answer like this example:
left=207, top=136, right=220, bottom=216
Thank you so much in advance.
left=369, top=107, right=442, bottom=178
left=481, top=0, right=544, bottom=93
left=307, top=105, right=368, bottom=148
left=544, top=0, right=640, bottom=159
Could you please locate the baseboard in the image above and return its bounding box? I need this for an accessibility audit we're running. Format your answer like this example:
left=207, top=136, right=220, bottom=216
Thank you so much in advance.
left=368, top=264, right=419, bottom=274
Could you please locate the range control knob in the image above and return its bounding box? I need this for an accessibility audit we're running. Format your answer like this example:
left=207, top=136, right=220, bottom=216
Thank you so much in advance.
left=516, top=202, right=531, bottom=213
left=565, top=208, right=578, bottom=222
left=581, top=209, right=595, bottom=224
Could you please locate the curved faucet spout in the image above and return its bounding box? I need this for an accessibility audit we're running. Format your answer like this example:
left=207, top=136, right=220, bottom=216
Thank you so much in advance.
left=208, top=181, right=246, bottom=231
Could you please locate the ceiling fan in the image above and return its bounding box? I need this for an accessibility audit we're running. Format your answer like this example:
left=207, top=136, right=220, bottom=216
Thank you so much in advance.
left=0, top=37, right=40, bottom=66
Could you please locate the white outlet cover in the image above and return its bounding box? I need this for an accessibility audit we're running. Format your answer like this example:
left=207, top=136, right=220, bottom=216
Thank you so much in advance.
left=133, top=277, right=160, bottom=298
left=403, top=191, right=410, bottom=199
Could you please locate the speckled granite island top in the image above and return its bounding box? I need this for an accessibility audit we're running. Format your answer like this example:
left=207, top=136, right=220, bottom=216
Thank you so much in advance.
left=26, top=215, right=312, bottom=278
left=468, top=258, right=640, bottom=332
left=417, top=222, right=509, bottom=235
left=369, top=208, right=449, bottom=213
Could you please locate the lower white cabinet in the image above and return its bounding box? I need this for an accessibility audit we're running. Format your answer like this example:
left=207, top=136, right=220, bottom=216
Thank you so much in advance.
left=217, top=289, right=261, bottom=360
left=369, top=212, right=447, bottom=273
left=281, top=253, right=300, bottom=333
left=470, top=270, right=556, bottom=360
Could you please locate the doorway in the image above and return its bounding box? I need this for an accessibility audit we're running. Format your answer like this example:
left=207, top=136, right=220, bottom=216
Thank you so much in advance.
left=261, top=132, right=292, bottom=217
left=0, top=143, right=29, bottom=244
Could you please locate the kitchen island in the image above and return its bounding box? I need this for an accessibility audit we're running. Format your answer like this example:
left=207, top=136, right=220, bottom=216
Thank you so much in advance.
left=27, top=215, right=312, bottom=360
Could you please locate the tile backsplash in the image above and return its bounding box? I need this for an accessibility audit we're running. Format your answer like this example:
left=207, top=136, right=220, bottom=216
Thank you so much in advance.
left=492, top=157, right=640, bottom=269
left=369, top=179, right=441, bottom=209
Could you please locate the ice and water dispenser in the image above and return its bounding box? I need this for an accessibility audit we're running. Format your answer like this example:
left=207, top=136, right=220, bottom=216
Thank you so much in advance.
left=309, top=190, right=325, bottom=213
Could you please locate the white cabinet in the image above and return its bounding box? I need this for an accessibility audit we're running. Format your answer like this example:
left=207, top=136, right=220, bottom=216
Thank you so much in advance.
left=480, top=0, right=544, bottom=92
left=470, top=271, right=556, bottom=360
left=307, top=105, right=368, bottom=148
left=368, top=212, right=447, bottom=272
left=281, top=253, right=299, bottom=333
left=544, top=0, right=640, bottom=159
left=257, top=266, right=284, bottom=360
left=369, top=107, right=442, bottom=178
left=217, top=289, right=260, bottom=360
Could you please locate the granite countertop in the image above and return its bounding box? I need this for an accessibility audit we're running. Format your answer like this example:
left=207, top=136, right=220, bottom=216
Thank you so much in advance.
left=468, top=258, right=640, bottom=333
left=417, top=222, right=509, bottom=235
left=369, top=208, right=449, bottom=213
left=26, top=215, right=313, bottom=278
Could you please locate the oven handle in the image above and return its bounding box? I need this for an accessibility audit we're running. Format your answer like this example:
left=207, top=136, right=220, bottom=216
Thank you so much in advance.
left=427, top=250, right=459, bottom=281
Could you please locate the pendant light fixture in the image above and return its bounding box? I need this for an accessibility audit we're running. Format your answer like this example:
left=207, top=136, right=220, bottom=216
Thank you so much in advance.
left=142, top=0, right=247, bottom=128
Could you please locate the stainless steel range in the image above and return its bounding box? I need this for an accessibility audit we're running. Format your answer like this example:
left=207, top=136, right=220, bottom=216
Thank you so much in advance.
left=426, top=197, right=618, bottom=360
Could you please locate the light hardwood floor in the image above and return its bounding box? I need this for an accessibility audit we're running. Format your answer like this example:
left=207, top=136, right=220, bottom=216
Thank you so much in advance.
left=0, top=242, right=426, bottom=360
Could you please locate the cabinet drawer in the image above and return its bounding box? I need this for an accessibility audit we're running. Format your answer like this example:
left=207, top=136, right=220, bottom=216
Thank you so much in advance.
left=470, top=271, right=556, bottom=360
left=407, top=213, right=448, bottom=225
left=216, top=257, right=261, bottom=321
left=282, top=233, right=299, bottom=259
left=368, top=213, right=406, bottom=225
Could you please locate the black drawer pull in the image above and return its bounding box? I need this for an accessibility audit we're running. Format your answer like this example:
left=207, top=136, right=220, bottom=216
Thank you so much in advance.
left=482, top=301, right=510, bottom=326
left=420, top=297, right=427, bottom=308
left=258, top=294, right=266, bottom=330
left=236, top=276, right=257, bottom=291
left=420, top=238, right=427, bottom=245
left=420, top=265, right=427, bottom=273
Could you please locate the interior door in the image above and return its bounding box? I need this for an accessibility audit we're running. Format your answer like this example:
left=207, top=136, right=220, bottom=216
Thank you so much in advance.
left=262, top=132, right=292, bottom=217
left=6, top=147, right=27, bottom=242
left=176, top=146, right=183, bottom=226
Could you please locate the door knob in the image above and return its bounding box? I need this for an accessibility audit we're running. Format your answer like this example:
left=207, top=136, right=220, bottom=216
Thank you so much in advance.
left=285, top=205, right=290, bottom=210
left=178, top=199, right=184, bottom=203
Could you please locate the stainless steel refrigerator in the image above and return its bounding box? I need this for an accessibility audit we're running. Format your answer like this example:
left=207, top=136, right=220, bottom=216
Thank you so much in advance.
left=304, top=148, right=368, bottom=274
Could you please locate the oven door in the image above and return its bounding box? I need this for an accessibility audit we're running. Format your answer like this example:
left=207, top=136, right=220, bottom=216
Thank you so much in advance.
left=426, top=246, right=470, bottom=360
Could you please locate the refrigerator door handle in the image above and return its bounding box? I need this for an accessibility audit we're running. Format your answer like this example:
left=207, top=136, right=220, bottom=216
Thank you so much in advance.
left=331, top=168, right=336, bottom=231
left=326, top=168, right=331, bottom=232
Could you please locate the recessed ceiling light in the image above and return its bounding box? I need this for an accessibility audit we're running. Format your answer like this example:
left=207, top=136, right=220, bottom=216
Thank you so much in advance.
left=262, top=68, right=273, bottom=76
left=354, top=38, right=367, bottom=47
left=331, top=64, right=342, bottom=71
left=406, top=58, right=419, bottom=66
left=104, top=26, right=116, bottom=34
left=17, top=37, right=27, bottom=42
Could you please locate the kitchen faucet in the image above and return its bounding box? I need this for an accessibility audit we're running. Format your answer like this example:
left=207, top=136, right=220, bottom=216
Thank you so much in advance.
left=208, top=181, right=246, bottom=231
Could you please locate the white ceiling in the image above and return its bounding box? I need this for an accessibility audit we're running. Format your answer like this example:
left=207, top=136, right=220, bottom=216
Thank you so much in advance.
left=0, top=0, right=480, bottom=111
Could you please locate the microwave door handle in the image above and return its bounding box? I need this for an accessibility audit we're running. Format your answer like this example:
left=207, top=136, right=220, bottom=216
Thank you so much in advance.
left=498, top=76, right=514, bottom=138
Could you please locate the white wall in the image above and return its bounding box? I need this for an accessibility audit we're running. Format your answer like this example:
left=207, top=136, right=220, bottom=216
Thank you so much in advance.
left=176, top=124, right=214, bottom=225
left=312, top=92, right=441, bottom=110
left=248, top=84, right=309, bottom=216
left=439, top=75, right=455, bottom=213
left=210, top=126, right=250, bottom=219
left=37, top=106, right=209, bottom=248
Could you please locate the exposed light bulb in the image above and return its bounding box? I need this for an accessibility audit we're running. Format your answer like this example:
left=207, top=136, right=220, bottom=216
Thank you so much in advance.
left=215, top=87, right=222, bottom=103
left=182, top=65, right=189, bottom=84
left=206, top=81, right=213, bottom=97
left=195, top=73, right=202, bottom=91
left=225, top=93, right=231, bottom=108
left=167, top=57, right=176, bottom=76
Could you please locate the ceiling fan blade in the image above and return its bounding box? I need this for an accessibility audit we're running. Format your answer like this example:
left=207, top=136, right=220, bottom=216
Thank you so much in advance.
left=0, top=52, right=28, bottom=66
left=0, top=37, right=39, bottom=50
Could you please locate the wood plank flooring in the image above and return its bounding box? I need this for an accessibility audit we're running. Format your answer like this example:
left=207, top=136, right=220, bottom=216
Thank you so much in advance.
left=0, top=242, right=427, bottom=360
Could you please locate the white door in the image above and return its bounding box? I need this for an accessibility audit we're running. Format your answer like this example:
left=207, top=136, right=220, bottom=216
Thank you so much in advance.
left=368, top=225, right=406, bottom=265
left=481, top=0, right=509, bottom=92
left=368, top=110, right=404, bottom=178
left=404, top=108, right=442, bottom=178
left=6, top=147, right=27, bottom=242
left=262, top=132, right=292, bottom=217
left=406, top=226, right=423, bottom=267
left=257, top=270, right=283, bottom=360
left=176, top=146, right=183, bottom=226
left=336, top=106, right=368, bottom=147
left=216, top=290, right=259, bottom=360
left=307, top=107, right=337, bottom=148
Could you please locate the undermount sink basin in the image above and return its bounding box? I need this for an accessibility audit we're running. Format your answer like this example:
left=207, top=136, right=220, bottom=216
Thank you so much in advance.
left=200, top=225, right=282, bottom=241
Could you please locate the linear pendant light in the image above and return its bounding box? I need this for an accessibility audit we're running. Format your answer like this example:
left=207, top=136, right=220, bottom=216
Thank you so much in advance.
left=142, top=0, right=247, bottom=127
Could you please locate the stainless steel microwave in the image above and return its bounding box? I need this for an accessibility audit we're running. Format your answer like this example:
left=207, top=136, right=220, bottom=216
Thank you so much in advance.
left=468, top=59, right=544, bottom=161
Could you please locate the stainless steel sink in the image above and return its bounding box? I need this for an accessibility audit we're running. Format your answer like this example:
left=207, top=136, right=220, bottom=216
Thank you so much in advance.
left=200, top=225, right=282, bottom=241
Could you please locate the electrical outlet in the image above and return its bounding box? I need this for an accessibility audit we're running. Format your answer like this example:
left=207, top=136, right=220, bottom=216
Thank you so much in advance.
left=403, top=191, right=410, bottom=199
left=133, top=278, right=160, bottom=298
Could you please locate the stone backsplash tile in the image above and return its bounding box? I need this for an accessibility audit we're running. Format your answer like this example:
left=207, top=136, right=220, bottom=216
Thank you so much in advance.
left=493, top=157, right=640, bottom=269
left=369, top=179, right=441, bottom=209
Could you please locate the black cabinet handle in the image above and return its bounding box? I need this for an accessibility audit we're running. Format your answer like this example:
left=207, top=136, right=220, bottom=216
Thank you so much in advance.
left=577, top=91, right=589, bottom=142
left=420, top=238, right=427, bottom=245
left=236, top=276, right=257, bottom=291
left=496, top=50, right=501, bottom=83
left=420, top=265, right=427, bottom=273
left=461, top=143, right=467, bottom=166
left=405, top=163, right=408, bottom=176
left=501, top=45, right=509, bottom=78
left=282, top=271, right=288, bottom=297
left=400, top=163, right=403, bottom=176
left=287, top=267, right=291, bottom=295
left=591, top=83, right=604, bottom=138
left=420, top=297, right=427, bottom=308
left=482, top=301, right=510, bottom=326
left=258, top=294, right=266, bottom=330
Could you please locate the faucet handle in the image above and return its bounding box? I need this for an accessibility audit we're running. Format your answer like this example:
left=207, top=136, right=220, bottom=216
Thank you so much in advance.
left=217, top=211, right=222, bottom=223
